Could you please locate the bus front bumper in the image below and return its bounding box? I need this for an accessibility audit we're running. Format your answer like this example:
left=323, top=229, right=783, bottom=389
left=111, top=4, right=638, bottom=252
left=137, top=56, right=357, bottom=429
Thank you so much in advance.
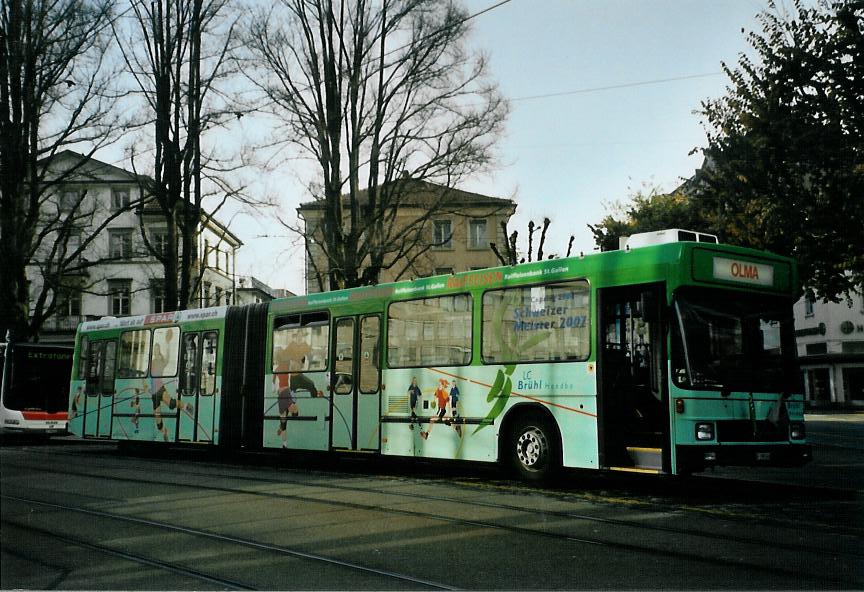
left=677, top=444, right=812, bottom=472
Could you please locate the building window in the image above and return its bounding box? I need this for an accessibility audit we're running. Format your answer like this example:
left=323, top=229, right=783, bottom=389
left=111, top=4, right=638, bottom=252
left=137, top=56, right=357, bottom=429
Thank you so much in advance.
left=151, top=230, right=169, bottom=258
left=468, top=219, right=488, bottom=249
left=215, top=286, right=223, bottom=306
left=109, top=229, right=133, bottom=259
left=433, top=220, right=453, bottom=249
left=66, top=230, right=82, bottom=259
left=806, top=342, right=828, bottom=355
left=806, top=368, right=832, bottom=402
left=57, top=288, right=82, bottom=317
left=843, top=367, right=864, bottom=401
left=842, top=341, right=864, bottom=354
left=804, top=293, right=815, bottom=317
left=435, top=267, right=454, bottom=276
left=108, top=280, right=131, bottom=316
left=59, top=190, right=79, bottom=212
left=202, top=281, right=211, bottom=307
left=151, top=280, right=167, bottom=313
left=112, top=189, right=130, bottom=210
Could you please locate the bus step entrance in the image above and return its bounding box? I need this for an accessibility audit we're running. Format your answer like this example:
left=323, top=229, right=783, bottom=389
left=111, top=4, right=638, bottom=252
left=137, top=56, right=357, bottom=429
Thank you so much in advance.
left=624, top=446, right=662, bottom=471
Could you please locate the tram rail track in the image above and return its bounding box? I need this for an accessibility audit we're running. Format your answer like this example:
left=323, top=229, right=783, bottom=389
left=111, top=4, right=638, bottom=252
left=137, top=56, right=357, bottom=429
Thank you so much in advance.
left=2, top=453, right=859, bottom=588
left=1, top=493, right=456, bottom=591
left=0, top=518, right=257, bottom=590
left=10, top=444, right=864, bottom=543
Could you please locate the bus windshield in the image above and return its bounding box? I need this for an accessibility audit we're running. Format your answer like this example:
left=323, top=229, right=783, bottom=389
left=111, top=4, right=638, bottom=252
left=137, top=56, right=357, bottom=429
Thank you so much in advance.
left=671, top=288, right=800, bottom=394
left=2, top=345, right=73, bottom=413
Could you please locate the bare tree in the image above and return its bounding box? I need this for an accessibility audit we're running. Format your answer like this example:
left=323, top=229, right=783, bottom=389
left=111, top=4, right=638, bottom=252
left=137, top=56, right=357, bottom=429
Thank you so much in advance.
left=0, top=0, right=126, bottom=341
left=241, top=0, right=507, bottom=291
left=491, top=218, right=574, bottom=266
left=114, top=0, right=244, bottom=311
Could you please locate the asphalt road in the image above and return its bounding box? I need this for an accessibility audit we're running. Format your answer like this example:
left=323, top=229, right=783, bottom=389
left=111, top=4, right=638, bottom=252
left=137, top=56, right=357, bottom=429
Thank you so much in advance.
left=708, top=413, right=864, bottom=490
left=1, top=416, right=861, bottom=590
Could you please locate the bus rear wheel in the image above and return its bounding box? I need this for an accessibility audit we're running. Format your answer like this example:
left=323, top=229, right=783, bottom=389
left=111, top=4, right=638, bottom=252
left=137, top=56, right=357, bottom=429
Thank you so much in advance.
left=507, top=413, right=558, bottom=481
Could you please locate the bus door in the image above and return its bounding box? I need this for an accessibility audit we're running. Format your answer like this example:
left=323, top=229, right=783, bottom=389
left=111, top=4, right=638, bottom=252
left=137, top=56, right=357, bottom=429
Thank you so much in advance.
left=83, top=340, right=116, bottom=438
left=330, top=315, right=381, bottom=451
left=598, top=283, right=668, bottom=472
left=178, top=331, right=218, bottom=442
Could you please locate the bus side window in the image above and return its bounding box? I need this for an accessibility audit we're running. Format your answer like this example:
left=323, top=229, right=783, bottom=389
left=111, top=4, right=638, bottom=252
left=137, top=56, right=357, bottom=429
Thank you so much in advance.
left=118, top=330, right=150, bottom=378
left=201, top=332, right=218, bottom=395
left=85, top=341, right=103, bottom=395
left=359, top=316, right=380, bottom=394
left=181, top=333, right=199, bottom=393
left=151, top=327, right=180, bottom=377
left=78, top=336, right=89, bottom=380
left=101, top=341, right=117, bottom=395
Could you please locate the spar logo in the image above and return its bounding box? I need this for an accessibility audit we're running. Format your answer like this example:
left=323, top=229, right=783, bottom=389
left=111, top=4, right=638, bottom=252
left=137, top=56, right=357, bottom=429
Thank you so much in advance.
left=713, top=257, right=774, bottom=287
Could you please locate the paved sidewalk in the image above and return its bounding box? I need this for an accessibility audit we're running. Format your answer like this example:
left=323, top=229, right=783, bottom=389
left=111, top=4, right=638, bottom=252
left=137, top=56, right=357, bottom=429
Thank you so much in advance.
left=805, top=413, right=864, bottom=423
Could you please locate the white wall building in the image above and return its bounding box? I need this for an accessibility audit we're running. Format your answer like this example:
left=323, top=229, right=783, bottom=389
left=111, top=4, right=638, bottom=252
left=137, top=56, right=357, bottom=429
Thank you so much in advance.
left=794, top=290, right=864, bottom=407
left=31, top=152, right=242, bottom=344
left=235, top=275, right=294, bottom=305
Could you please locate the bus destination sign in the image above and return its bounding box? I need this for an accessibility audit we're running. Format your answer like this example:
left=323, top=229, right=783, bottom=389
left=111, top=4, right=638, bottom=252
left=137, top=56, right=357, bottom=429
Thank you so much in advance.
left=712, top=257, right=774, bottom=287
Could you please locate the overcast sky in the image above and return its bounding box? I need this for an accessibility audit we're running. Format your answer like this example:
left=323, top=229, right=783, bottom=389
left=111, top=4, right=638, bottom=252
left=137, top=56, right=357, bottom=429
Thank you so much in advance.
left=97, top=0, right=774, bottom=295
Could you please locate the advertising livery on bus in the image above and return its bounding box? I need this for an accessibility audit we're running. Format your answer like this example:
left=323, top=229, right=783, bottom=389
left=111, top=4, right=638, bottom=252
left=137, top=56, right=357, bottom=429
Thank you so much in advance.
left=67, top=230, right=811, bottom=478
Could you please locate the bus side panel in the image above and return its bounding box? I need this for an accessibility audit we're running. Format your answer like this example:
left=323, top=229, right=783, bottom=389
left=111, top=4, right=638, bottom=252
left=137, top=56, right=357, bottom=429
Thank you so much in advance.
left=262, top=371, right=330, bottom=451
left=111, top=376, right=171, bottom=441
left=379, top=364, right=599, bottom=467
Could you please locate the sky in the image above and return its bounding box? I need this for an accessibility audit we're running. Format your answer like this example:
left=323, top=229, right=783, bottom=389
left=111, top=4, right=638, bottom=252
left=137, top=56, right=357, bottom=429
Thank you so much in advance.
left=96, top=0, right=774, bottom=296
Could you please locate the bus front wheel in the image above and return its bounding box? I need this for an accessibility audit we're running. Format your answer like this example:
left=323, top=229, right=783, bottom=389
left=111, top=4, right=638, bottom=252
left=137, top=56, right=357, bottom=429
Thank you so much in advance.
left=506, top=413, right=559, bottom=481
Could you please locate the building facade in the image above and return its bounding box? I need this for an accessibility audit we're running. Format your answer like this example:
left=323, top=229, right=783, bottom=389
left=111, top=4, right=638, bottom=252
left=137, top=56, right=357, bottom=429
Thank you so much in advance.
left=235, top=275, right=294, bottom=305
left=298, top=180, right=516, bottom=294
left=794, top=290, right=864, bottom=408
left=30, top=152, right=241, bottom=344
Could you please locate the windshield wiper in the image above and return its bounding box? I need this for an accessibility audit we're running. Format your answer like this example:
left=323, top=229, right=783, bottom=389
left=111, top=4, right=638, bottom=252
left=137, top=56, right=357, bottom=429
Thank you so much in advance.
left=673, top=300, right=696, bottom=388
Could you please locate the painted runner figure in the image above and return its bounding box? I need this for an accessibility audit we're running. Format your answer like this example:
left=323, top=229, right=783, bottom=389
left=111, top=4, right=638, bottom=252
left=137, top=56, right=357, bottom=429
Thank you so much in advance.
left=151, top=382, right=192, bottom=441
left=449, top=379, right=462, bottom=437
left=421, top=378, right=450, bottom=440
left=273, top=337, right=313, bottom=448
left=275, top=372, right=318, bottom=448
left=408, top=376, right=422, bottom=431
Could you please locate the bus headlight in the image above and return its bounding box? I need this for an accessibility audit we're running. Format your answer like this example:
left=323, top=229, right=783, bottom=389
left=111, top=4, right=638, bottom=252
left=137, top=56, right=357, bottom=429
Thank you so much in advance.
left=695, top=422, right=715, bottom=441
left=789, top=422, right=805, bottom=440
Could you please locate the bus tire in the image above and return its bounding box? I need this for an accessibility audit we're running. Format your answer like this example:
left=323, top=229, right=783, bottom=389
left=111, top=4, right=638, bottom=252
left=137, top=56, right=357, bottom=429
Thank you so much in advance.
left=506, top=412, right=559, bottom=481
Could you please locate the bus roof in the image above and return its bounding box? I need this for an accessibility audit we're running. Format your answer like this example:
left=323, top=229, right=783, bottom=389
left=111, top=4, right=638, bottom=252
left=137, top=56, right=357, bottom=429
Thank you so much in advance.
left=272, top=241, right=796, bottom=313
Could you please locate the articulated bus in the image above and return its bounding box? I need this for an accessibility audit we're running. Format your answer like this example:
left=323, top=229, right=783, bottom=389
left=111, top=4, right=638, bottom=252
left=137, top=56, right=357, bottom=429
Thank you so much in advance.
left=68, top=230, right=811, bottom=478
left=1, top=342, right=73, bottom=436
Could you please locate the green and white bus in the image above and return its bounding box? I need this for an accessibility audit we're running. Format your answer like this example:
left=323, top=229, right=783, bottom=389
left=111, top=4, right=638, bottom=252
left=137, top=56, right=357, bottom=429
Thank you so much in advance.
left=68, top=230, right=812, bottom=478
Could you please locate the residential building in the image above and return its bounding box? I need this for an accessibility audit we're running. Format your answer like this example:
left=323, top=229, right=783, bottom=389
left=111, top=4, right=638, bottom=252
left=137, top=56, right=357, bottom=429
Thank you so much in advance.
left=794, top=290, right=864, bottom=408
left=235, top=275, right=294, bottom=305
left=297, top=180, right=516, bottom=293
left=30, top=151, right=242, bottom=344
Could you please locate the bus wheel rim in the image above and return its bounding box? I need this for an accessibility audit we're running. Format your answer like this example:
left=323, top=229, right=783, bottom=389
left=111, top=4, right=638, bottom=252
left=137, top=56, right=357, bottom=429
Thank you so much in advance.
left=516, top=426, right=547, bottom=468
